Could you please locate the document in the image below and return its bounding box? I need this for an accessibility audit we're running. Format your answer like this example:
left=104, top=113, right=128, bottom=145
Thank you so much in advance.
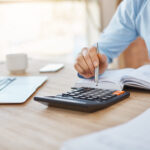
left=61, top=109, right=150, bottom=150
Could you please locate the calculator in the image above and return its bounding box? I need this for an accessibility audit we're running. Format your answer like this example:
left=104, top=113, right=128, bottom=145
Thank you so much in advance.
left=34, top=87, right=130, bottom=112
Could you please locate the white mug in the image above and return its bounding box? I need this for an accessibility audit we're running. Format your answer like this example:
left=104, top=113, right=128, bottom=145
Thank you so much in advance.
left=6, top=53, right=28, bottom=74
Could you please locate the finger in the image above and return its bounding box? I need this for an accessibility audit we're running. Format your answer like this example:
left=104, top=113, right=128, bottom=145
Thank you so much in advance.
left=74, top=64, right=93, bottom=78
left=98, top=54, right=108, bottom=74
left=98, top=53, right=104, bottom=63
left=88, top=47, right=99, bottom=68
left=98, top=54, right=107, bottom=64
left=74, top=63, right=85, bottom=75
left=82, top=48, right=95, bottom=74
left=76, top=54, right=91, bottom=74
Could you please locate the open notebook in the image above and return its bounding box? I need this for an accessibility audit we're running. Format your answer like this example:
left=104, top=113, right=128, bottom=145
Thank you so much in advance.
left=75, top=65, right=150, bottom=90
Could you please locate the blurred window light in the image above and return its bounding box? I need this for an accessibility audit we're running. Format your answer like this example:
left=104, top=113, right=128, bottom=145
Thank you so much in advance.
left=0, top=1, right=88, bottom=60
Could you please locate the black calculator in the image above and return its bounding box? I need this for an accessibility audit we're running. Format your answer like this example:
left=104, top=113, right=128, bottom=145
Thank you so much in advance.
left=34, top=87, right=130, bottom=112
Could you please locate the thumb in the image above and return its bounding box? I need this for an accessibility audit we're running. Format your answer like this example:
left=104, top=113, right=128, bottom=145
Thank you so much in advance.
left=98, top=54, right=107, bottom=64
left=98, top=54, right=108, bottom=74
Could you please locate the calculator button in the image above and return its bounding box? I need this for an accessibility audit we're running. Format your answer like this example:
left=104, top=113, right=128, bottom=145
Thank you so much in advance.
left=62, top=93, right=69, bottom=97
left=113, top=91, right=125, bottom=96
left=86, top=97, right=94, bottom=100
left=79, top=94, right=85, bottom=97
left=88, top=94, right=94, bottom=96
left=97, top=94, right=105, bottom=97
left=105, top=95, right=114, bottom=99
left=82, top=88, right=92, bottom=92
left=72, top=95, right=80, bottom=98
left=93, top=97, right=100, bottom=100
left=79, top=96, right=87, bottom=99
left=109, top=94, right=117, bottom=97
left=73, top=92, right=81, bottom=95
left=101, top=98, right=107, bottom=101
left=69, top=93, right=76, bottom=96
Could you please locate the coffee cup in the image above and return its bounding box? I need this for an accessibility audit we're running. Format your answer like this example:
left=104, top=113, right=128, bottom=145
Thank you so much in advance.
left=6, top=53, right=28, bottom=74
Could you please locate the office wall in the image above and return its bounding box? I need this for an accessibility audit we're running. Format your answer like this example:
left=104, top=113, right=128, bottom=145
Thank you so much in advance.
left=86, top=0, right=117, bottom=46
left=0, top=1, right=87, bottom=61
left=100, top=0, right=117, bottom=30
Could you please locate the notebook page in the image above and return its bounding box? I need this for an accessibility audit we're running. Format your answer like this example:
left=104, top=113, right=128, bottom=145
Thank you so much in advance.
left=129, top=65, right=150, bottom=79
left=61, top=109, right=150, bottom=150
left=75, top=68, right=133, bottom=90
left=121, top=65, right=150, bottom=89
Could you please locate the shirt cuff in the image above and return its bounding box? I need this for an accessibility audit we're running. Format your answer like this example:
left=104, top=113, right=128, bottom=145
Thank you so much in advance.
left=77, top=73, right=94, bottom=79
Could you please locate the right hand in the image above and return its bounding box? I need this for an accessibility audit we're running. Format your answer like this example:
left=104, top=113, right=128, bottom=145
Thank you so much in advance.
left=74, top=47, right=108, bottom=78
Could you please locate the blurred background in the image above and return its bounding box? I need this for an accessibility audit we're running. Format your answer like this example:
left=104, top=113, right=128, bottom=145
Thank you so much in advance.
left=0, top=0, right=116, bottom=63
left=0, top=0, right=149, bottom=68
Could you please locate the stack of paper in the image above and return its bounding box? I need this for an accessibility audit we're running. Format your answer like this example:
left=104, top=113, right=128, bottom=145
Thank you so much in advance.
left=61, top=109, right=150, bottom=150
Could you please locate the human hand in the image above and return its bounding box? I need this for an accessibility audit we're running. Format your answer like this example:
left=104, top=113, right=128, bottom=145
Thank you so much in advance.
left=74, top=47, right=108, bottom=78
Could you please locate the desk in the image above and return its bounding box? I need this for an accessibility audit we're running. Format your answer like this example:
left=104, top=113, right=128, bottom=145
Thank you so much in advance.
left=0, top=59, right=150, bottom=150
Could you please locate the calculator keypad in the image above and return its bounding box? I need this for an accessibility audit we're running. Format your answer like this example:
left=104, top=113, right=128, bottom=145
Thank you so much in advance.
left=60, top=87, right=120, bottom=102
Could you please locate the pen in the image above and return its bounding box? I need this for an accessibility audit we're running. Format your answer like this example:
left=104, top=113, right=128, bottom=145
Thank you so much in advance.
left=95, top=43, right=99, bottom=86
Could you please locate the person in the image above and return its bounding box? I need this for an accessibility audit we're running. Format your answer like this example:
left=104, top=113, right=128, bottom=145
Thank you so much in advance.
left=74, top=0, right=150, bottom=78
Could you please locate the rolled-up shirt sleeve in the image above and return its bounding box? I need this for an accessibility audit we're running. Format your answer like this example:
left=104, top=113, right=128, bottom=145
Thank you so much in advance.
left=96, top=0, right=138, bottom=63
